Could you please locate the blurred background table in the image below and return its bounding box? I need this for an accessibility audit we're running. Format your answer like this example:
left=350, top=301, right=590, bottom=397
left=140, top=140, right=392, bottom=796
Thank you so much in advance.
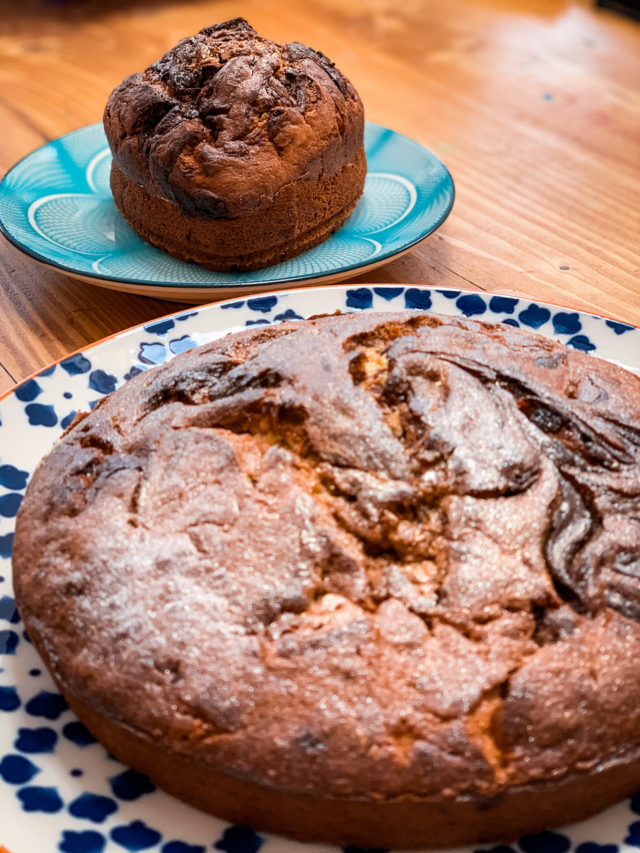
left=0, top=0, right=638, bottom=396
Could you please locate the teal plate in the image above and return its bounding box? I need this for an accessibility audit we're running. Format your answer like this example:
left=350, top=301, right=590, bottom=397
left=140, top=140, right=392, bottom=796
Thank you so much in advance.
left=0, top=122, right=454, bottom=302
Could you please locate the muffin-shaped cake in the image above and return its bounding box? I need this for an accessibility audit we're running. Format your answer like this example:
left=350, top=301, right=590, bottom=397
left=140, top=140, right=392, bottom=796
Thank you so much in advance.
left=103, top=19, right=366, bottom=271
left=13, top=312, right=640, bottom=849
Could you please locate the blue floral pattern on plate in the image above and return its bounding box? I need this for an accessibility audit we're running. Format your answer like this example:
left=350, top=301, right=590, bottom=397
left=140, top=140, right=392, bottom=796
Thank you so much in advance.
left=1, top=286, right=639, bottom=852
left=0, top=123, right=454, bottom=302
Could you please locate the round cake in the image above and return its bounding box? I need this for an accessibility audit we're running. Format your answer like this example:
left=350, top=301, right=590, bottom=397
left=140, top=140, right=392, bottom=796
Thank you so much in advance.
left=103, top=18, right=366, bottom=271
left=12, top=311, right=640, bottom=849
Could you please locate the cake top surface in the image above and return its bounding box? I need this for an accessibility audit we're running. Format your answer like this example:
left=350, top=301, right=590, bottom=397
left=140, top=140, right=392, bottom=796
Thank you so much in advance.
left=13, top=311, right=640, bottom=801
left=103, top=18, right=364, bottom=218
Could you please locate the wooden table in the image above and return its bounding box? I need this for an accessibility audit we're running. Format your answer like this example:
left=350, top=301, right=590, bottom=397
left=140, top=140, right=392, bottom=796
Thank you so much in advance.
left=1, top=0, right=638, bottom=397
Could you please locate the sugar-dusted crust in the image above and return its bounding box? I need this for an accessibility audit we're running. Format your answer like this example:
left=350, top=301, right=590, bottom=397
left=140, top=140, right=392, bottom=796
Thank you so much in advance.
left=13, top=312, right=640, bottom=848
left=103, top=18, right=365, bottom=220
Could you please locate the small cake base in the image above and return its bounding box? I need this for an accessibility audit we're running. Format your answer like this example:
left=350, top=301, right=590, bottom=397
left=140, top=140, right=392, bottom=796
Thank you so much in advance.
left=110, top=148, right=367, bottom=272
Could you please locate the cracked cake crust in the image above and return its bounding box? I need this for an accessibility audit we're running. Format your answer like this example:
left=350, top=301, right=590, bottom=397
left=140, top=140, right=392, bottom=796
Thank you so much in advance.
left=103, top=19, right=366, bottom=270
left=12, top=311, right=640, bottom=847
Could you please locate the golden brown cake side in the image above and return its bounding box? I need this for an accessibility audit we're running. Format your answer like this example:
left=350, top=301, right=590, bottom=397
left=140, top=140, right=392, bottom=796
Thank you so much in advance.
left=47, top=687, right=640, bottom=849
left=13, top=312, right=640, bottom=848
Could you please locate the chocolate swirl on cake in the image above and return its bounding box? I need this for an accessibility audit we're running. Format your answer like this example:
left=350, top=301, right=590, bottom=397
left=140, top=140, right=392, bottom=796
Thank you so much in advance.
left=13, top=312, right=640, bottom=848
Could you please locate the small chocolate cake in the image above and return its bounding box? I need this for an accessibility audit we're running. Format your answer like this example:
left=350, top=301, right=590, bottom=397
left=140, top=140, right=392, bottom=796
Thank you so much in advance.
left=13, top=312, right=640, bottom=848
left=104, top=19, right=366, bottom=270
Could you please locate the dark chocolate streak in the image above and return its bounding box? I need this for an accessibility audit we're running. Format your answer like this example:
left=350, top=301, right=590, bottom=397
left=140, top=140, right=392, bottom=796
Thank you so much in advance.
left=186, top=323, right=637, bottom=620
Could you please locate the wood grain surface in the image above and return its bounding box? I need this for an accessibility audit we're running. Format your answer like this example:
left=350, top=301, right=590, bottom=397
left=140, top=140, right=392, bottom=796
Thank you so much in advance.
left=0, top=0, right=639, bottom=396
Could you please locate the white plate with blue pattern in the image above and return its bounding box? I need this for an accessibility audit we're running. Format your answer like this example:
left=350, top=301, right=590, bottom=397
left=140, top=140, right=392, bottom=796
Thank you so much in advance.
left=0, top=123, right=454, bottom=303
left=1, top=285, right=639, bottom=853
